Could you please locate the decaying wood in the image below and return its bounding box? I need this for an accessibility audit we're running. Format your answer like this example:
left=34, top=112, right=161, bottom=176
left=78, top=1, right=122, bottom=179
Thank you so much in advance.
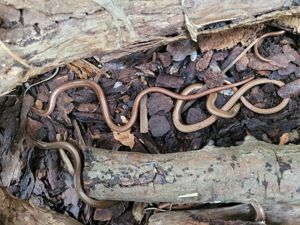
left=1, top=0, right=300, bottom=95
left=0, top=187, right=82, bottom=225
left=0, top=96, right=22, bottom=186
left=148, top=203, right=300, bottom=225
left=81, top=136, right=300, bottom=224
left=275, top=15, right=300, bottom=33
left=148, top=204, right=255, bottom=225
left=84, top=136, right=300, bottom=204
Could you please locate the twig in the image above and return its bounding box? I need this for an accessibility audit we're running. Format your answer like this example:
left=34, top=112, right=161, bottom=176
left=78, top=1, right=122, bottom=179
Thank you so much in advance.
left=139, top=95, right=148, bottom=133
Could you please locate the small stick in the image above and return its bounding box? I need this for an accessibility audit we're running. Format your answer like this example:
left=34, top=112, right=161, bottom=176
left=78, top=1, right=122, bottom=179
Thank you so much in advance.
left=139, top=95, right=149, bottom=133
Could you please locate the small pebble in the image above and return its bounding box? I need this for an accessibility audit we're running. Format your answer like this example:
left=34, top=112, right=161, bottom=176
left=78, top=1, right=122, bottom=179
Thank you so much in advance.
left=113, top=81, right=123, bottom=89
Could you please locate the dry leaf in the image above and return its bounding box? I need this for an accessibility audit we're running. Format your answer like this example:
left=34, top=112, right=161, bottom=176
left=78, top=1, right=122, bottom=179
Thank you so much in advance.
left=113, top=130, right=135, bottom=149
left=279, top=133, right=289, bottom=145
left=279, top=130, right=299, bottom=145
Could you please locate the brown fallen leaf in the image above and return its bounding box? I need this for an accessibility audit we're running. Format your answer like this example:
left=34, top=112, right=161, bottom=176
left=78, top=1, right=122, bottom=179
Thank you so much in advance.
left=113, top=130, right=135, bottom=149
left=279, top=133, right=289, bottom=145
left=279, top=130, right=299, bottom=145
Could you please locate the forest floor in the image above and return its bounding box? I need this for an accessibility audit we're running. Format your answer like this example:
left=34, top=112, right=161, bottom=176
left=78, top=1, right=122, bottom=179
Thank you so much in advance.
left=0, top=26, right=300, bottom=225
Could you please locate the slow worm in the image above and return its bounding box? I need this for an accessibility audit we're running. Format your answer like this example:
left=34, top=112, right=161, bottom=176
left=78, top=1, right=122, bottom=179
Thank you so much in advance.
left=32, top=77, right=253, bottom=132
left=34, top=140, right=117, bottom=208
left=206, top=79, right=289, bottom=117
left=173, top=78, right=290, bottom=133
left=254, top=30, right=286, bottom=63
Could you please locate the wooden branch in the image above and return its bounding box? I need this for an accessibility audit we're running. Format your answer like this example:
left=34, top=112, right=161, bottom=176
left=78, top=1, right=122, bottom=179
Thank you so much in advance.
left=80, top=136, right=300, bottom=224
left=0, top=187, right=82, bottom=225
left=84, top=136, right=299, bottom=203
left=1, top=0, right=300, bottom=95
left=148, top=203, right=300, bottom=225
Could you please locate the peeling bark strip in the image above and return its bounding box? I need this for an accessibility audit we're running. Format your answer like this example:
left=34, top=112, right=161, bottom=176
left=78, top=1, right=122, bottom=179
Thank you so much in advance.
left=0, top=187, right=82, bottom=225
left=83, top=137, right=300, bottom=205
left=1, top=0, right=300, bottom=95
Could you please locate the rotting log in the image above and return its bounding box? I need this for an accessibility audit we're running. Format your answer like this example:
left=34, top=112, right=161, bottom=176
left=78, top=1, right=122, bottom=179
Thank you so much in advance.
left=81, top=136, right=300, bottom=224
left=1, top=0, right=300, bottom=95
left=0, top=187, right=82, bottom=225
left=148, top=203, right=300, bottom=225
left=84, top=136, right=300, bottom=204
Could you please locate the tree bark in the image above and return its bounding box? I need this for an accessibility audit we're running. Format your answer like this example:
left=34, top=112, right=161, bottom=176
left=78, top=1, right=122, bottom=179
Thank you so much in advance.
left=80, top=136, right=300, bottom=224
left=1, top=0, right=300, bottom=95
left=148, top=203, right=300, bottom=225
left=148, top=204, right=256, bottom=225
left=0, top=187, right=82, bottom=225
left=84, top=136, right=300, bottom=204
